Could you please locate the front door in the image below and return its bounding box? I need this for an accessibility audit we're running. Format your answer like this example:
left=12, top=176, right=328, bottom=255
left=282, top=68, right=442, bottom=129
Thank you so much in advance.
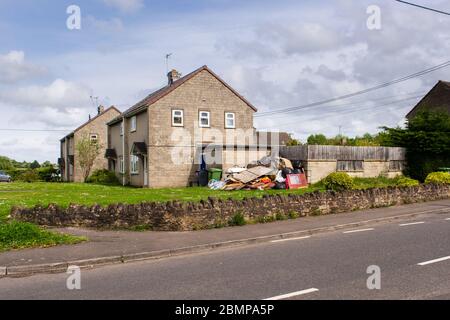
left=143, top=156, right=148, bottom=187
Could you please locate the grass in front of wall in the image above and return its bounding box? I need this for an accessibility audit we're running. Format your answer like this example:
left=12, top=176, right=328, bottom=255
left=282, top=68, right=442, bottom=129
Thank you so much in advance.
left=0, top=221, right=86, bottom=252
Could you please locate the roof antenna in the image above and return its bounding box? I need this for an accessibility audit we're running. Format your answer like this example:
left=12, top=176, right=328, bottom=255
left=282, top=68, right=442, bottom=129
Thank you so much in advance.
left=165, top=53, right=172, bottom=74
left=90, top=95, right=99, bottom=107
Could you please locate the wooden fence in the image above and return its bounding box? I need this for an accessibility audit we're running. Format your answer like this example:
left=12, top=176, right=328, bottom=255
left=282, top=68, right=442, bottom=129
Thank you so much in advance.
left=280, top=145, right=406, bottom=161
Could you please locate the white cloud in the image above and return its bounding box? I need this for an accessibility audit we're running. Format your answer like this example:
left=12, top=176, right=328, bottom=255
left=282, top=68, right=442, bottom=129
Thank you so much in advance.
left=101, top=0, right=144, bottom=13
left=0, top=79, right=92, bottom=110
left=0, top=51, right=46, bottom=83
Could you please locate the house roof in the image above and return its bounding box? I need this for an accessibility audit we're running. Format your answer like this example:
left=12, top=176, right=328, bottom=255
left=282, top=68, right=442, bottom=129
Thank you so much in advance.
left=107, top=65, right=257, bottom=125
left=406, top=80, right=450, bottom=119
left=60, top=106, right=121, bottom=141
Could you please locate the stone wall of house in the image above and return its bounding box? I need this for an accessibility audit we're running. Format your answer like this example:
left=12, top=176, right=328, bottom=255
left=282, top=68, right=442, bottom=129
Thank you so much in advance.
left=147, top=69, right=256, bottom=188
left=11, top=184, right=450, bottom=231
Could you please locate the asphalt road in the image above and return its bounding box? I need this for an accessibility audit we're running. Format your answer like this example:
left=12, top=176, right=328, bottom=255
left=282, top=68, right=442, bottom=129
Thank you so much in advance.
left=0, top=211, right=449, bottom=300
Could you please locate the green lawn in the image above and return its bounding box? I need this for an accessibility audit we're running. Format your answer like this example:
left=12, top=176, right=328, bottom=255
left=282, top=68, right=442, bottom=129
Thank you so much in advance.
left=0, top=182, right=325, bottom=220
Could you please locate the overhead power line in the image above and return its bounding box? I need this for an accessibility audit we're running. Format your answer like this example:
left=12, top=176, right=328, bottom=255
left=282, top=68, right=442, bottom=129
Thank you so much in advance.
left=395, top=0, right=450, bottom=16
left=257, top=94, right=422, bottom=129
left=260, top=90, right=427, bottom=121
left=255, top=60, right=450, bottom=117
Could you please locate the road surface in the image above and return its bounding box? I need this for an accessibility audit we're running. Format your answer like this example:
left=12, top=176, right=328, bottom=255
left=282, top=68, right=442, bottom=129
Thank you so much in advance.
left=0, top=211, right=449, bottom=300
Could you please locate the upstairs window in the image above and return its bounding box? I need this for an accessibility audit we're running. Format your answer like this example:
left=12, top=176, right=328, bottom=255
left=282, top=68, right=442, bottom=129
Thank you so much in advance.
left=90, top=134, right=98, bottom=143
left=120, top=122, right=124, bottom=136
left=199, top=111, right=210, bottom=128
left=172, top=109, right=184, bottom=127
left=130, top=116, right=137, bottom=132
left=225, top=112, right=235, bottom=129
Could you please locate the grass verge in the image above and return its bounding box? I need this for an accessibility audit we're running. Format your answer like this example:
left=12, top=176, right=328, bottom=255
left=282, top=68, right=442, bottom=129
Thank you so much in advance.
left=0, top=221, right=86, bottom=252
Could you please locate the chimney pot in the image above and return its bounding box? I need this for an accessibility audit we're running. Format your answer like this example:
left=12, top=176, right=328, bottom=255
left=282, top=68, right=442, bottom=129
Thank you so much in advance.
left=167, top=69, right=181, bottom=85
left=98, top=105, right=105, bottom=115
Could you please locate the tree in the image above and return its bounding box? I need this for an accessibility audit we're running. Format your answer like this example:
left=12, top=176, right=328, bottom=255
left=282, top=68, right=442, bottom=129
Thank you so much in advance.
left=286, top=134, right=301, bottom=146
left=307, top=134, right=328, bottom=145
left=30, top=160, right=41, bottom=169
left=381, top=111, right=450, bottom=181
left=75, top=134, right=102, bottom=182
left=41, top=161, right=53, bottom=167
left=0, top=156, right=13, bottom=170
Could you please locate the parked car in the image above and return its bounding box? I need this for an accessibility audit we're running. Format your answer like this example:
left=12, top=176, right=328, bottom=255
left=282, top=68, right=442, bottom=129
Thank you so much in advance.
left=0, top=170, right=12, bottom=182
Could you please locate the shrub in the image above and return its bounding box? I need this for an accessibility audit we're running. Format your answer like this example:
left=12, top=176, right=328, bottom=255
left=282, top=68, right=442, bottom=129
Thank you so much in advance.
left=37, top=166, right=58, bottom=182
left=288, top=211, right=299, bottom=219
left=86, top=169, right=120, bottom=185
left=425, top=172, right=450, bottom=185
left=395, top=176, right=419, bottom=187
left=275, top=212, right=288, bottom=221
left=16, top=170, right=40, bottom=182
left=322, top=172, right=354, bottom=191
left=228, top=212, right=246, bottom=226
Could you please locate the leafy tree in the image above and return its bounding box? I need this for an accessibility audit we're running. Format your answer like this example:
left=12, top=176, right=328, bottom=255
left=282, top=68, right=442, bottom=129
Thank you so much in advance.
left=30, top=160, right=41, bottom=169
left=286, top=134, right=301, bottom=146
left=381, top=111, right=450, bottom=181
left=41, top=161, right=53, bottom=167
left=307, top=134, right=328, bottom=145
left=75, top=134, right=102, bottom=182
left=0, top=156, right=14, bottom=170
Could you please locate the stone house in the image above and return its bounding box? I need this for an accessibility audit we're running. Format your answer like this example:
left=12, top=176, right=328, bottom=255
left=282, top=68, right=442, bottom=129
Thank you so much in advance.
left=59, top=106, right=121, bottom=182
left=406, top=80, right=450, bottom=120
left=105, top=65, right=278, bottom=188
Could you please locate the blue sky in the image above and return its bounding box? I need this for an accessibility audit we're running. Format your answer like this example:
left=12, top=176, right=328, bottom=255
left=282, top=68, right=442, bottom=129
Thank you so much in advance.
left=0, top=0, right=449, bottom=162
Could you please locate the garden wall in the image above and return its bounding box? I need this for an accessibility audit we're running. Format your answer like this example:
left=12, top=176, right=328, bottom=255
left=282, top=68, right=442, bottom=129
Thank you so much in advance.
left=10, top=184, right=450, bottom=231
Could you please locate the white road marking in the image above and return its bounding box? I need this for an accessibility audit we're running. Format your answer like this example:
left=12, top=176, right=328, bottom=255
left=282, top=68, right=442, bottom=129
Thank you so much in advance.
left=445, top=218, right=450, bottom=221
left=271, top=236, right=311, bottom=243
left=343, top=228, right=374, bottom=234
left=418, top=256, right=450, bottom=266
left=399, top=221, right=425, bottom=227
left=264, top=288, right=319, bottom=300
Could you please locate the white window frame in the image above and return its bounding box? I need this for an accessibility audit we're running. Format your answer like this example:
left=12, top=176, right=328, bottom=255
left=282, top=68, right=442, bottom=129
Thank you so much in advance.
left=225, top=112, right=236, bottom=129
left=199, top=111, right=210, bottom=128
left=119, top=156, right=125, bottom=174
left=90, top=133, right=98, bottom=143
left=172, top=109, right=184, bottom=127
left=130, top=116, right=137, bottom=132
left=130, top=155, right=139, bottom=174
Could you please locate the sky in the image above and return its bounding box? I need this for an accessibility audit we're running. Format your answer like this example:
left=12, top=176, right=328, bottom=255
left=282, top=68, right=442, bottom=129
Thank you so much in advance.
left=0, top=0, right=449, bottom=162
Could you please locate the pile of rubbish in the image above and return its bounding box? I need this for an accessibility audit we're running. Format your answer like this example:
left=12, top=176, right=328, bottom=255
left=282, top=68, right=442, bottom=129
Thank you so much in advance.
left=208, top=156, right=307, bottom=191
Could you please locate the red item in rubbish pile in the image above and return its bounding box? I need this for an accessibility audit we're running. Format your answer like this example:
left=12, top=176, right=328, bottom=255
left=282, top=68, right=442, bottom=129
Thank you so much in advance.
left=259, top=177, right=272, bottom=184
left=286, top=173, right=308, bottom=189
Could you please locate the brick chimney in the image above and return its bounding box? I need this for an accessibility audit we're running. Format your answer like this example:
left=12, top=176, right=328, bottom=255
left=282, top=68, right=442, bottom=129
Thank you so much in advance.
left=167, top=69, right=181, bottom=85
left=97, top=105, right=105, bottom=115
